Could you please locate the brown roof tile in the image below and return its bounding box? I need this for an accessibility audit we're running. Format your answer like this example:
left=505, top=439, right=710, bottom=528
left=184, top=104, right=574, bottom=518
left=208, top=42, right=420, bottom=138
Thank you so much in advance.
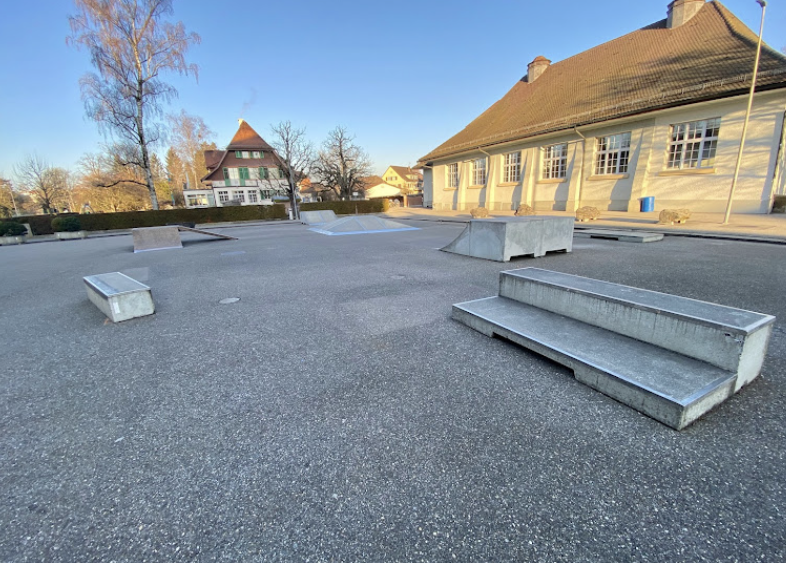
left=389, top=166, right=423, bottom=181
left=419, top=1, right=786, bottom=163
left=227, top=120, right=274, bottom=150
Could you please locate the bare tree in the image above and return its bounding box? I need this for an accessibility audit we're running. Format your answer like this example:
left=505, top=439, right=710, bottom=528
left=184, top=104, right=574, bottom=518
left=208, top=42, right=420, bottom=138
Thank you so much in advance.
left=314, top=127, right=372, bottom=201
left=14, top=155, right=67, bottom=213
left=167, top=110, right=215, bottom=190
left=269, top=121, right=314, bottom=220
left=68, top=0, right=200, bottom=210
left=78, top=150, right=150, bottom=212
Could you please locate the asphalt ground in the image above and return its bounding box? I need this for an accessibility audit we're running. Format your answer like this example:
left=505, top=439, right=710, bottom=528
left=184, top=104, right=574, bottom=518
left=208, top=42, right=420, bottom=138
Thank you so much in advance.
left=1, top=221, right=784, bottom=562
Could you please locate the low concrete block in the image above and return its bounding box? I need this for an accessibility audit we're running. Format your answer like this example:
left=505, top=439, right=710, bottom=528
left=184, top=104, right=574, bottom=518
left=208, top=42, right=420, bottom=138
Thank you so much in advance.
left=56, top=231, right=88, bottom=240
left=574, top=229, right=663, bottom=243
left=300, top=210, right=338, bottom=225
left=498, top=268, right=775, bottom=388
left=132, top=226, right=182, bottom=253
left=84, top=272, right=155, bottom=322
left=442, top=217, right=574, bottom=262
left=0, top=235, right=25, bottom=246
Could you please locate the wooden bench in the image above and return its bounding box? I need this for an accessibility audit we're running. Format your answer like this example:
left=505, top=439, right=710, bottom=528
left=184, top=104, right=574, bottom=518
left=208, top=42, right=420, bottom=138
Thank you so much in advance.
left=83, top=272, right=155, bottom=322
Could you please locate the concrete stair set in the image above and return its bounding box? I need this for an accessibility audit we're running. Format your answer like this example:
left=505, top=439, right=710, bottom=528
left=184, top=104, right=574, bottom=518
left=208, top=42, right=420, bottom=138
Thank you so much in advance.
left=453, top=268, right=775, bottom=429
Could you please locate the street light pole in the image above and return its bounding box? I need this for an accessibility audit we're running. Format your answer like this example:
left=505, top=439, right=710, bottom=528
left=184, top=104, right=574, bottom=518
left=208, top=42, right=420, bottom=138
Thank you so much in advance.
left=723, top=0, right=767, bottom=224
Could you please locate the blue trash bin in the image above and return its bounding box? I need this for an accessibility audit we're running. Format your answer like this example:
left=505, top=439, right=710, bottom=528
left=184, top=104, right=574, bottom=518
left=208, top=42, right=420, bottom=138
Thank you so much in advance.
left=640, top=196, right=655, bottom=212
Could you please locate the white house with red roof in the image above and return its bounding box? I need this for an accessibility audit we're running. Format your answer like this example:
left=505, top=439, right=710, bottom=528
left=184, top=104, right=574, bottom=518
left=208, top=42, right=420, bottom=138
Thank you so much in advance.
left=183, top=120, right=289, bottom=208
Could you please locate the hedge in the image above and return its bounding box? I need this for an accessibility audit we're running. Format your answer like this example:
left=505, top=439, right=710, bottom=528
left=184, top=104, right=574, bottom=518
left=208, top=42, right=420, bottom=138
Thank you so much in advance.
left=300, top=199, right=389, bottom=214
left=7, top=205, right=286, bottom=234
left=7, top=199, right=388, bottom=235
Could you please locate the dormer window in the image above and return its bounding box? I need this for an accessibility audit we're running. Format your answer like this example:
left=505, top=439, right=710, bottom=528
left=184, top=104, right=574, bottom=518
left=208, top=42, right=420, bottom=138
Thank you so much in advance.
left=253, top=151, right=262, bottom=159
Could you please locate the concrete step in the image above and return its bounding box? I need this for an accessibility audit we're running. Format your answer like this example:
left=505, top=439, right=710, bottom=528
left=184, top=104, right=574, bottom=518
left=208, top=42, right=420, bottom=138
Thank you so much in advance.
left=452, top=296, right=737, bottom=430
left=499, top=268, right=774, bottom=390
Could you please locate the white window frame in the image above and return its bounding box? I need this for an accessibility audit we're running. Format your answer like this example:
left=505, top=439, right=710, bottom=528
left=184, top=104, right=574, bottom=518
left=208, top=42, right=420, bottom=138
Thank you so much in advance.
left=241, top=151, right=250, bottom=159
left=446, top=163, right=459, bottom=189
left=667, top=118, right=720, bottom=170
left=471, top=158, right=487, bottom=186
left=228, top=168, right=239, bottom=180
left=594, top=133, right=632, bottom=175
left=233, top=190, right=246, bottom=202
left=248, top=191, right=259, bottom=203
left=503, top=152, right=521, bottom=183
left=542, top=143, right=568, bottom=180
left=217, top=190, right=229, bottom=203
left=252, top=151, right=261, bottom=158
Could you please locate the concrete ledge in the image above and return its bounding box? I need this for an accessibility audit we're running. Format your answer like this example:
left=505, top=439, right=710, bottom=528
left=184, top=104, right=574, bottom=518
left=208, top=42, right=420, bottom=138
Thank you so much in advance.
left=83, top=272, right=155, bottom=322
left=442, top=217, right=574, bottom=262
left=132, top=226, right=182, bottom=253
left=452, top=296, right=737, bottom=430
left=499, top=268, right=775, bottom=382
left=574, top=229, right=663, bottom=243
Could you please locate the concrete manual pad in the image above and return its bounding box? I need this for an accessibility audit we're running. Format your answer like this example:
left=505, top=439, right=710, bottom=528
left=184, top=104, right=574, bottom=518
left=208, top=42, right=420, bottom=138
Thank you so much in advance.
left=574, top=229, right=663, bottom=243
left=452, top=296, right=736, bottom=430
left=309, top=215, right=419, bottom=235
left=300, top=210, right=338, bottom=225
left=83, top=272, right=155, bottom=322
left=442, top=216, right=574, bottom=262
left=132, top=226, right=182, bottom=253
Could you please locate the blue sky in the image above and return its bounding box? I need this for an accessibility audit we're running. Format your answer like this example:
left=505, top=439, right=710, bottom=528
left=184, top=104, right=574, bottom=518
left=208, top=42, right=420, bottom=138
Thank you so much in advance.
left=0, top=0, right=783, bottom=179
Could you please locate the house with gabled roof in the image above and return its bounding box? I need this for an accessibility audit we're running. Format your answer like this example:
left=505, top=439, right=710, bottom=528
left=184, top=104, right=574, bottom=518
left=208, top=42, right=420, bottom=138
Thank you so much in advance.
left=418, top=0, right=786, bottom=214
left=183, top=119, right=288, bottom=208
left=381, top=166, right=423, bottom=194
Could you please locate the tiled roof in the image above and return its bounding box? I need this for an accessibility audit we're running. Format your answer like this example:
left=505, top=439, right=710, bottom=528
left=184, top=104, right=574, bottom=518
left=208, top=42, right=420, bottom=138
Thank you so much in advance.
left=227, top=120, right=274, bottom=150
left=388, top=166, right=423, bottom=181
left=419, top=1, right=786, bottom=164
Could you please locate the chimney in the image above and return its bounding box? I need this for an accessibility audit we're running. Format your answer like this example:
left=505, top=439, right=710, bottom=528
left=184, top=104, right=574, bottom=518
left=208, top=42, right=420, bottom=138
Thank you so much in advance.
left=238, top=118, right=245, bottom=125
left=667, top=0, right=705, bottom=28
left=527, top=56, right=551, bottom=83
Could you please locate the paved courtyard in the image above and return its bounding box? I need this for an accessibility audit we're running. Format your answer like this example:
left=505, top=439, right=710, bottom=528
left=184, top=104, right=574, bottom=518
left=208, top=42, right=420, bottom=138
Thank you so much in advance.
left=1, top=220, right=784, bottom=562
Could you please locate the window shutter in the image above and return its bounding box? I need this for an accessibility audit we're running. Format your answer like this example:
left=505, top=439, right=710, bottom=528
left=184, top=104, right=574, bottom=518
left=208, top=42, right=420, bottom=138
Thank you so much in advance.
left=262, top=168, right=269, bottom=179
left=223, top=168, right=229, bottom=180
left=258, top=167, right=265, bottom=180
left=235, top=151, right=241, bottom=158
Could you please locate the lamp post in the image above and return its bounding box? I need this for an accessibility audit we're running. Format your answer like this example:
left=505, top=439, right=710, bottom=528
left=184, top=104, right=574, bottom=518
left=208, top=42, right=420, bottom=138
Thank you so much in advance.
left=723, top=0, right=767, bottom=224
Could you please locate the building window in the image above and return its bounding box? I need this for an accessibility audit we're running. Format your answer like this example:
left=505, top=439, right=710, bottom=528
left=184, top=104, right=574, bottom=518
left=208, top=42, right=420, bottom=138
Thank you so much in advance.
left=472, top=158, right=486, bottom=185
left=667, top=118, right=720, bottom=170
left=248, top=191, right=258, bottom=203
left=542, top=143, right=568, bottom=179
left=228, top=168, right=239, bottom=180
left=217, top=190, right=229, bottom=203
left=446, top=163, right=459, bottom=188
left=233, top=190, right=245, bottom=202
left=595, top=133, right=631, bottom=175
left=252, top=151, right=261, bottom=159
left=503, top=152, right=521, bottom=183
left=249, top=168, right=259, bottom=180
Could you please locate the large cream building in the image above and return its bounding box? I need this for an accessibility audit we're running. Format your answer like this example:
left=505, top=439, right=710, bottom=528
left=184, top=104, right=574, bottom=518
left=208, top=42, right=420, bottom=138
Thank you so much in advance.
left=418, top=0, right=786, bottom=214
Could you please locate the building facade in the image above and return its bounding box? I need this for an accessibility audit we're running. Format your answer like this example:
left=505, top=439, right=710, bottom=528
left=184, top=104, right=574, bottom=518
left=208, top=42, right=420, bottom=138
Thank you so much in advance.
left=184, top=120, right=288, bottom=208
left=419, top=0, right=786, bottom=214
left=381, top=166, right=423, bottom=194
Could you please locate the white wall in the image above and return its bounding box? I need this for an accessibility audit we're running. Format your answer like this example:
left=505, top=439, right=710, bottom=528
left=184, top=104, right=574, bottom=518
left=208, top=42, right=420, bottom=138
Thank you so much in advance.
left=426, top=90, right=786, bottom=214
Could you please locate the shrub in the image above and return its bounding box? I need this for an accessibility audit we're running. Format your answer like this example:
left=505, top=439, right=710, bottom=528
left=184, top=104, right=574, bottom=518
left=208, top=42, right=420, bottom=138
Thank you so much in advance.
left=0, top=222, right=27, bottom=236
left=52, top=216, right=82, bottom=232
left=1, top=215, right=55, bottom=235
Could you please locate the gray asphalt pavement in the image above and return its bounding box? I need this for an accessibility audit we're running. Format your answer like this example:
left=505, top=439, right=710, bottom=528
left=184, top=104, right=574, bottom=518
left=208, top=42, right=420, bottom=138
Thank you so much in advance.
left=1, top=221, right=784, bottom=562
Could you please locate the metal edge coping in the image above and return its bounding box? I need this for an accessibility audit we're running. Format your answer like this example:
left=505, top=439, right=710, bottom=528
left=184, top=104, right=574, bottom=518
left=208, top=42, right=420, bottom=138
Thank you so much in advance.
left=308, top=227, right=420, bottom=236
left=83, top=272, right=151, bottom=296
left=501, top=267, right=776, bottom=335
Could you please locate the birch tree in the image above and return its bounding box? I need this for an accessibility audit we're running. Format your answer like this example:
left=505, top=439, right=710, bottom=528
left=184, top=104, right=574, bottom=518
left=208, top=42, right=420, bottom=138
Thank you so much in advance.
left=167, top=110, right=215, bottom=190
left=68, top=0, right=200, bottom=210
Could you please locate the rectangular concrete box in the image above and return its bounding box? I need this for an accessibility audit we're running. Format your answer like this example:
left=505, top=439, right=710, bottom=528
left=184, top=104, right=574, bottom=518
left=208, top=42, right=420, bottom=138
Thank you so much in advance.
left=452, top=296, right=738, bottom=430
left=498, top=268, right=775, bottom=391
left=442, top=217, right=574, bottom=262
left=132, top=226, right=182, bottom=253
left=84, top=272, right=155, bottom=322
left=300, top=210, right=338, bottom=225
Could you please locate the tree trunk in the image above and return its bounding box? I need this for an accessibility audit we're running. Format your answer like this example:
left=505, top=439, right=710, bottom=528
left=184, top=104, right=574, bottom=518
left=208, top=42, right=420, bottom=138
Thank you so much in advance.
left=137, top=81, right=159, bottom=210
